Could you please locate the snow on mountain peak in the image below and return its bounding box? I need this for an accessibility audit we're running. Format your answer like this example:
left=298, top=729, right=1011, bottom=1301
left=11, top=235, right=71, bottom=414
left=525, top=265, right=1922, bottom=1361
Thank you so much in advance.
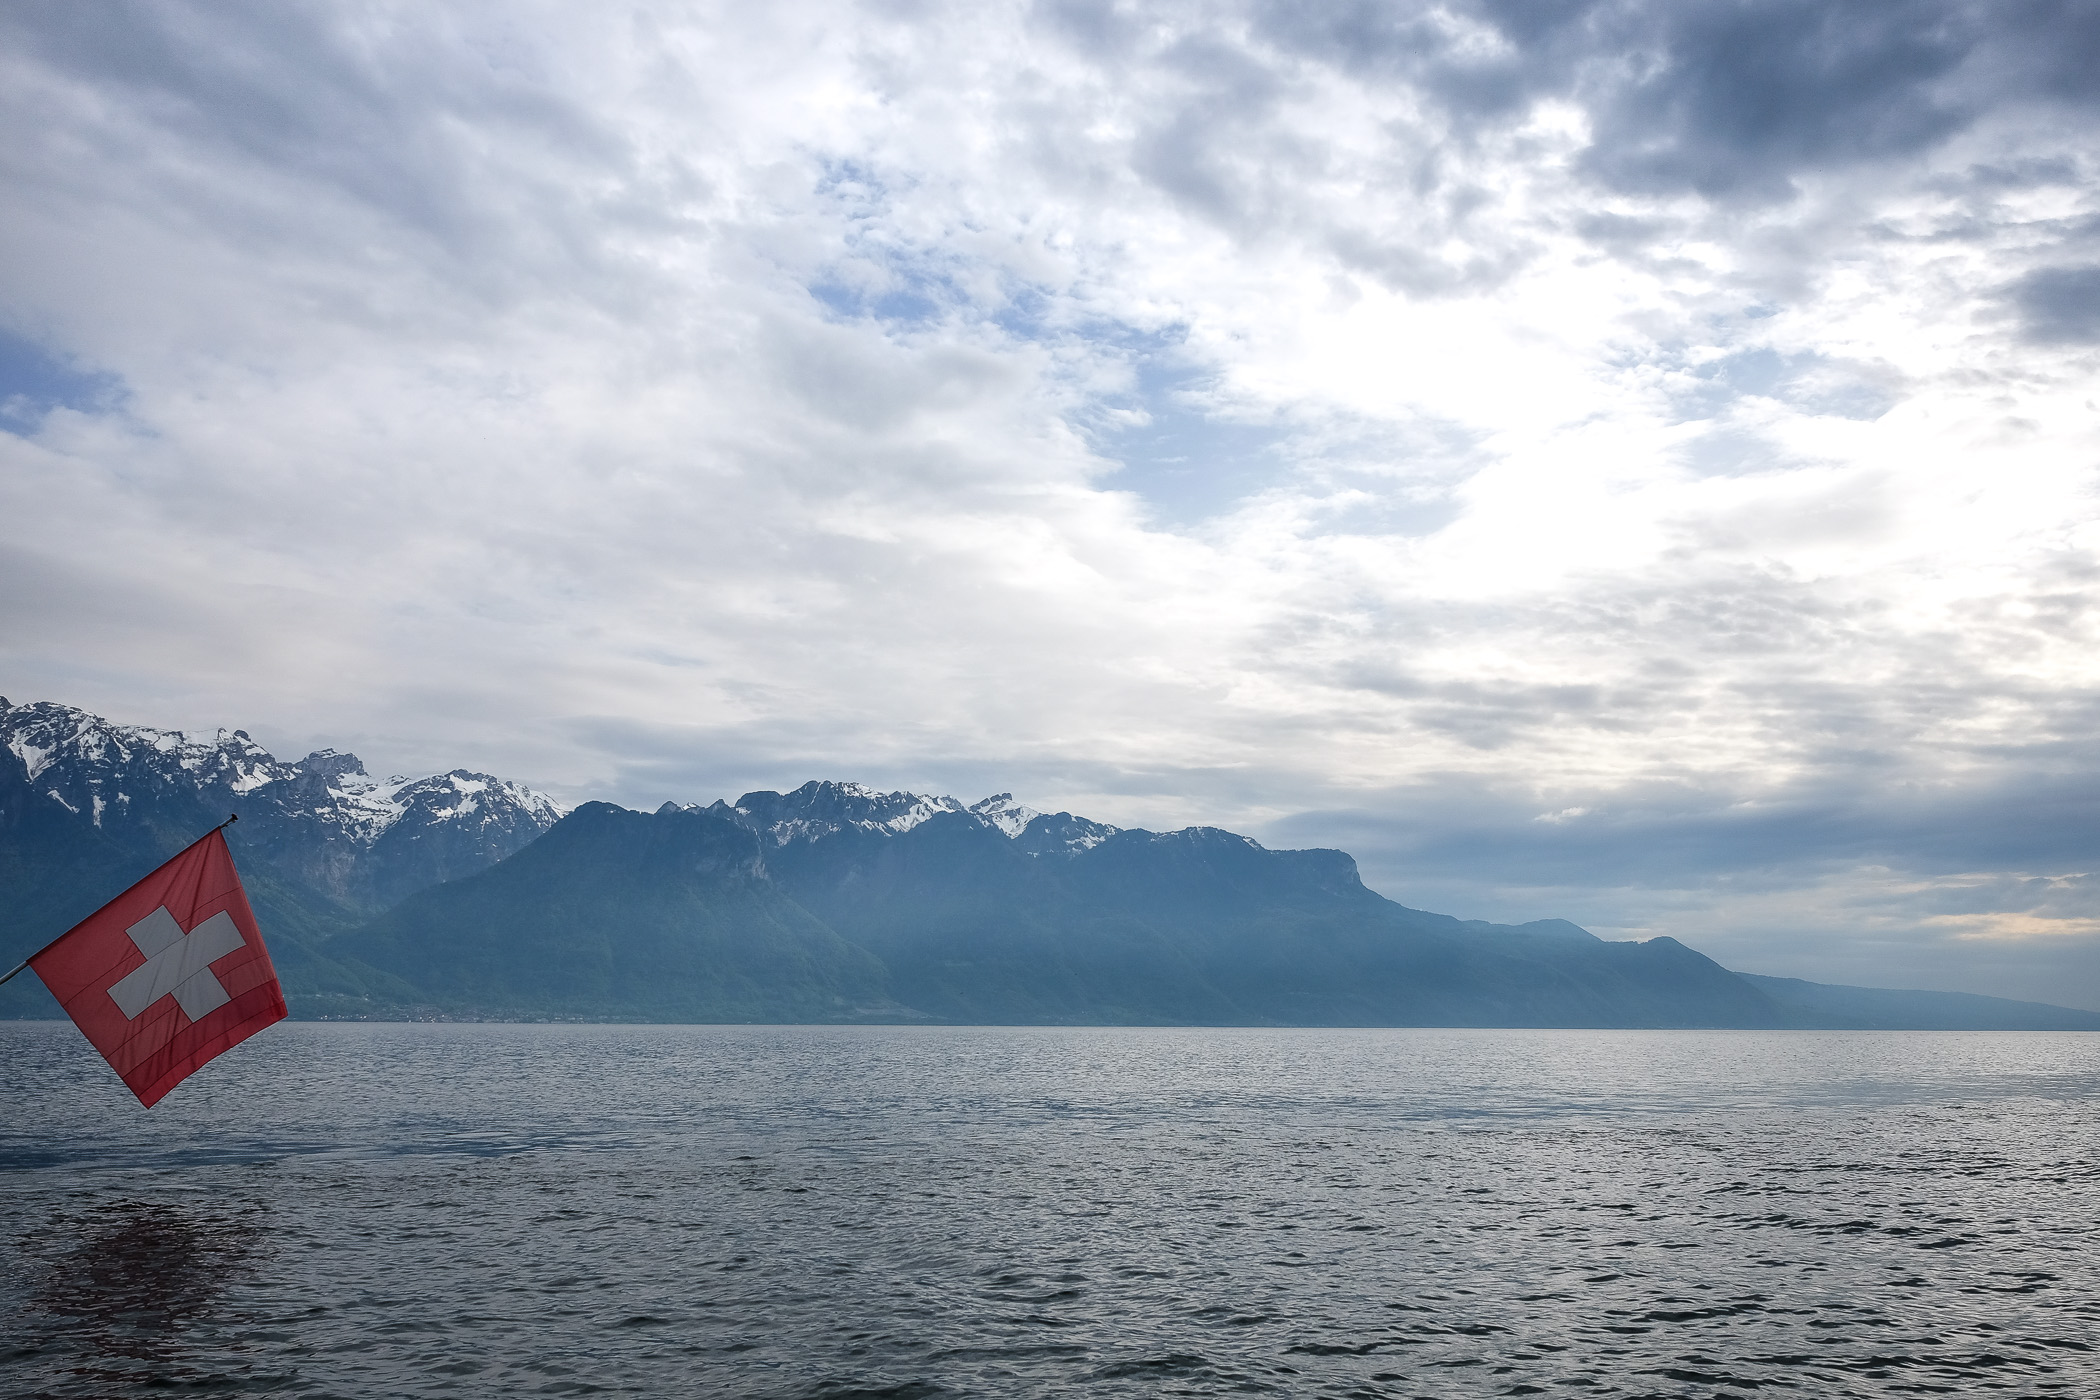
left=0, top=699, right=565, bottom=843
left=969, top=793, right=1041, bottom=837
left=711, top=781, right=1079, bottom=846
left=389, top=770, right=565, bottom=829
left=1015, top=810, right=1122, bottom=856
left=726, top=780, right=972, bottom=845
left=2, top=700, right=300, bottom=810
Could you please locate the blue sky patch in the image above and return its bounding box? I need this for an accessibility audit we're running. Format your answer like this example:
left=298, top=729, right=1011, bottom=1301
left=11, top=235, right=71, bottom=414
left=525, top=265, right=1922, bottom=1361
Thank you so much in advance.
left=0, top=329, right=123, bottom=434
left=1084, top=351, right=1288, bottom=526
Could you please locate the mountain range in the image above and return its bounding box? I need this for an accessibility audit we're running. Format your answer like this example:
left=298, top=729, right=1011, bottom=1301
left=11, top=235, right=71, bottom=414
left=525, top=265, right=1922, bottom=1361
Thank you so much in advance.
left=6, top=697, right=2097, bottom=1030
left=0, top=697, right=561, bottom=1014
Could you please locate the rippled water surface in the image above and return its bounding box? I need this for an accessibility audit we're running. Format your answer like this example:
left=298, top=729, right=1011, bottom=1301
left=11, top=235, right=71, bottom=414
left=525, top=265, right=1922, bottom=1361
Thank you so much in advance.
left=3, top=1024, right=2098, bottom=1398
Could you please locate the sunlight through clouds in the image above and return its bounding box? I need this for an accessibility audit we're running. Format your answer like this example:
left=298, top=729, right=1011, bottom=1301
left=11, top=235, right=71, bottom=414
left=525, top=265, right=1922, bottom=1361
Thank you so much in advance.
left=2, top=0, right=2099, bottom=1002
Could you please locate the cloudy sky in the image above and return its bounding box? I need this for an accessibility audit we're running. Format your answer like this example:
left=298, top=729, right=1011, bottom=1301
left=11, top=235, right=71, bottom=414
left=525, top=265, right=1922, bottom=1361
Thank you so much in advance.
left=5, top=1, right=2100, bottom=1004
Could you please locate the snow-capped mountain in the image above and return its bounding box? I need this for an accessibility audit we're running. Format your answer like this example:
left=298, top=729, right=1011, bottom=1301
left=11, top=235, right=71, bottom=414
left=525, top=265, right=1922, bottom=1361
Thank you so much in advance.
left=968, top=793, right=1040, bottom=837
left=704, top=781, right=973, bottom=845
left=1013, top=810, right=1121, bottom=857
left=2, top=702, right=559, bottom=843
left=0, top=697, right=563, bottom=912
left=676, top=779, right=1114, bottom=854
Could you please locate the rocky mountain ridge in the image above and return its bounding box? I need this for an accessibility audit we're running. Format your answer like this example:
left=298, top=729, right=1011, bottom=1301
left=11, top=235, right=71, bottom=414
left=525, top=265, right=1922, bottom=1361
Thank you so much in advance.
left=6, top=701, right=2098, bottom=1030
left=334, top=799, right=2100, bottom=1030
left=671, top=780, right=1080, bottom=849
left=1, top=698, right=565, bottom=1003
left=680, top=780, right=1132, bottom=859
left=3, top=698, right=561, bottom=858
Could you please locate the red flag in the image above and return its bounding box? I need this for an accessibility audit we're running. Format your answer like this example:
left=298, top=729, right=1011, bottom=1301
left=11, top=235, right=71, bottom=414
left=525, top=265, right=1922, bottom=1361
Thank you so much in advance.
left=29, top=828, right=287, bottom=1107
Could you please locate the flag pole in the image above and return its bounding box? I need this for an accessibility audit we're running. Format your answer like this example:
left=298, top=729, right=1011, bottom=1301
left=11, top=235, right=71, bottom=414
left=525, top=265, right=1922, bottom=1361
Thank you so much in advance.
left=0, top=814, right=239, bottom=988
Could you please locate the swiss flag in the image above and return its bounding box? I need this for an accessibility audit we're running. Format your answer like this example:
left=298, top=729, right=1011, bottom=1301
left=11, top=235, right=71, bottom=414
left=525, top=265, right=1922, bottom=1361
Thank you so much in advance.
left=29, top=827, right=287, bottom=1107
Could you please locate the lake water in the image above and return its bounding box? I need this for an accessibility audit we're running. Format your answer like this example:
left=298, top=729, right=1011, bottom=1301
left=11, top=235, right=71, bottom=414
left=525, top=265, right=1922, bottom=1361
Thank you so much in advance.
left=2, top=1023, right=2097, bottom=1398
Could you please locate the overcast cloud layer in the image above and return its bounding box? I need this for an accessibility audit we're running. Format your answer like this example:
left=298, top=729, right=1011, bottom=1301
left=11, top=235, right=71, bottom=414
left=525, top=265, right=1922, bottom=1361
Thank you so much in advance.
left=5, top=1, right=2100, bottom=1004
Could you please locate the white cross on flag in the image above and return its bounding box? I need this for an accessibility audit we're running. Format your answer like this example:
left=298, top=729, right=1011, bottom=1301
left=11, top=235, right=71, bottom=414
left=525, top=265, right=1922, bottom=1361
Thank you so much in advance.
left=27, top=827, right=286, bottom=1106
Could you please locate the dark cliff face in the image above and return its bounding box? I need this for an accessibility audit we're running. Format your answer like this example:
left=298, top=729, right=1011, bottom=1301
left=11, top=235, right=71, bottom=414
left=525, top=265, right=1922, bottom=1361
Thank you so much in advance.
left=319, top=796, right=1793, bottom=1028
left=1060, top=826, right=1379, bottom=916
left=330, top=803, right=898, bottom=1021
left=534, top=802, right=773, bottom=883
